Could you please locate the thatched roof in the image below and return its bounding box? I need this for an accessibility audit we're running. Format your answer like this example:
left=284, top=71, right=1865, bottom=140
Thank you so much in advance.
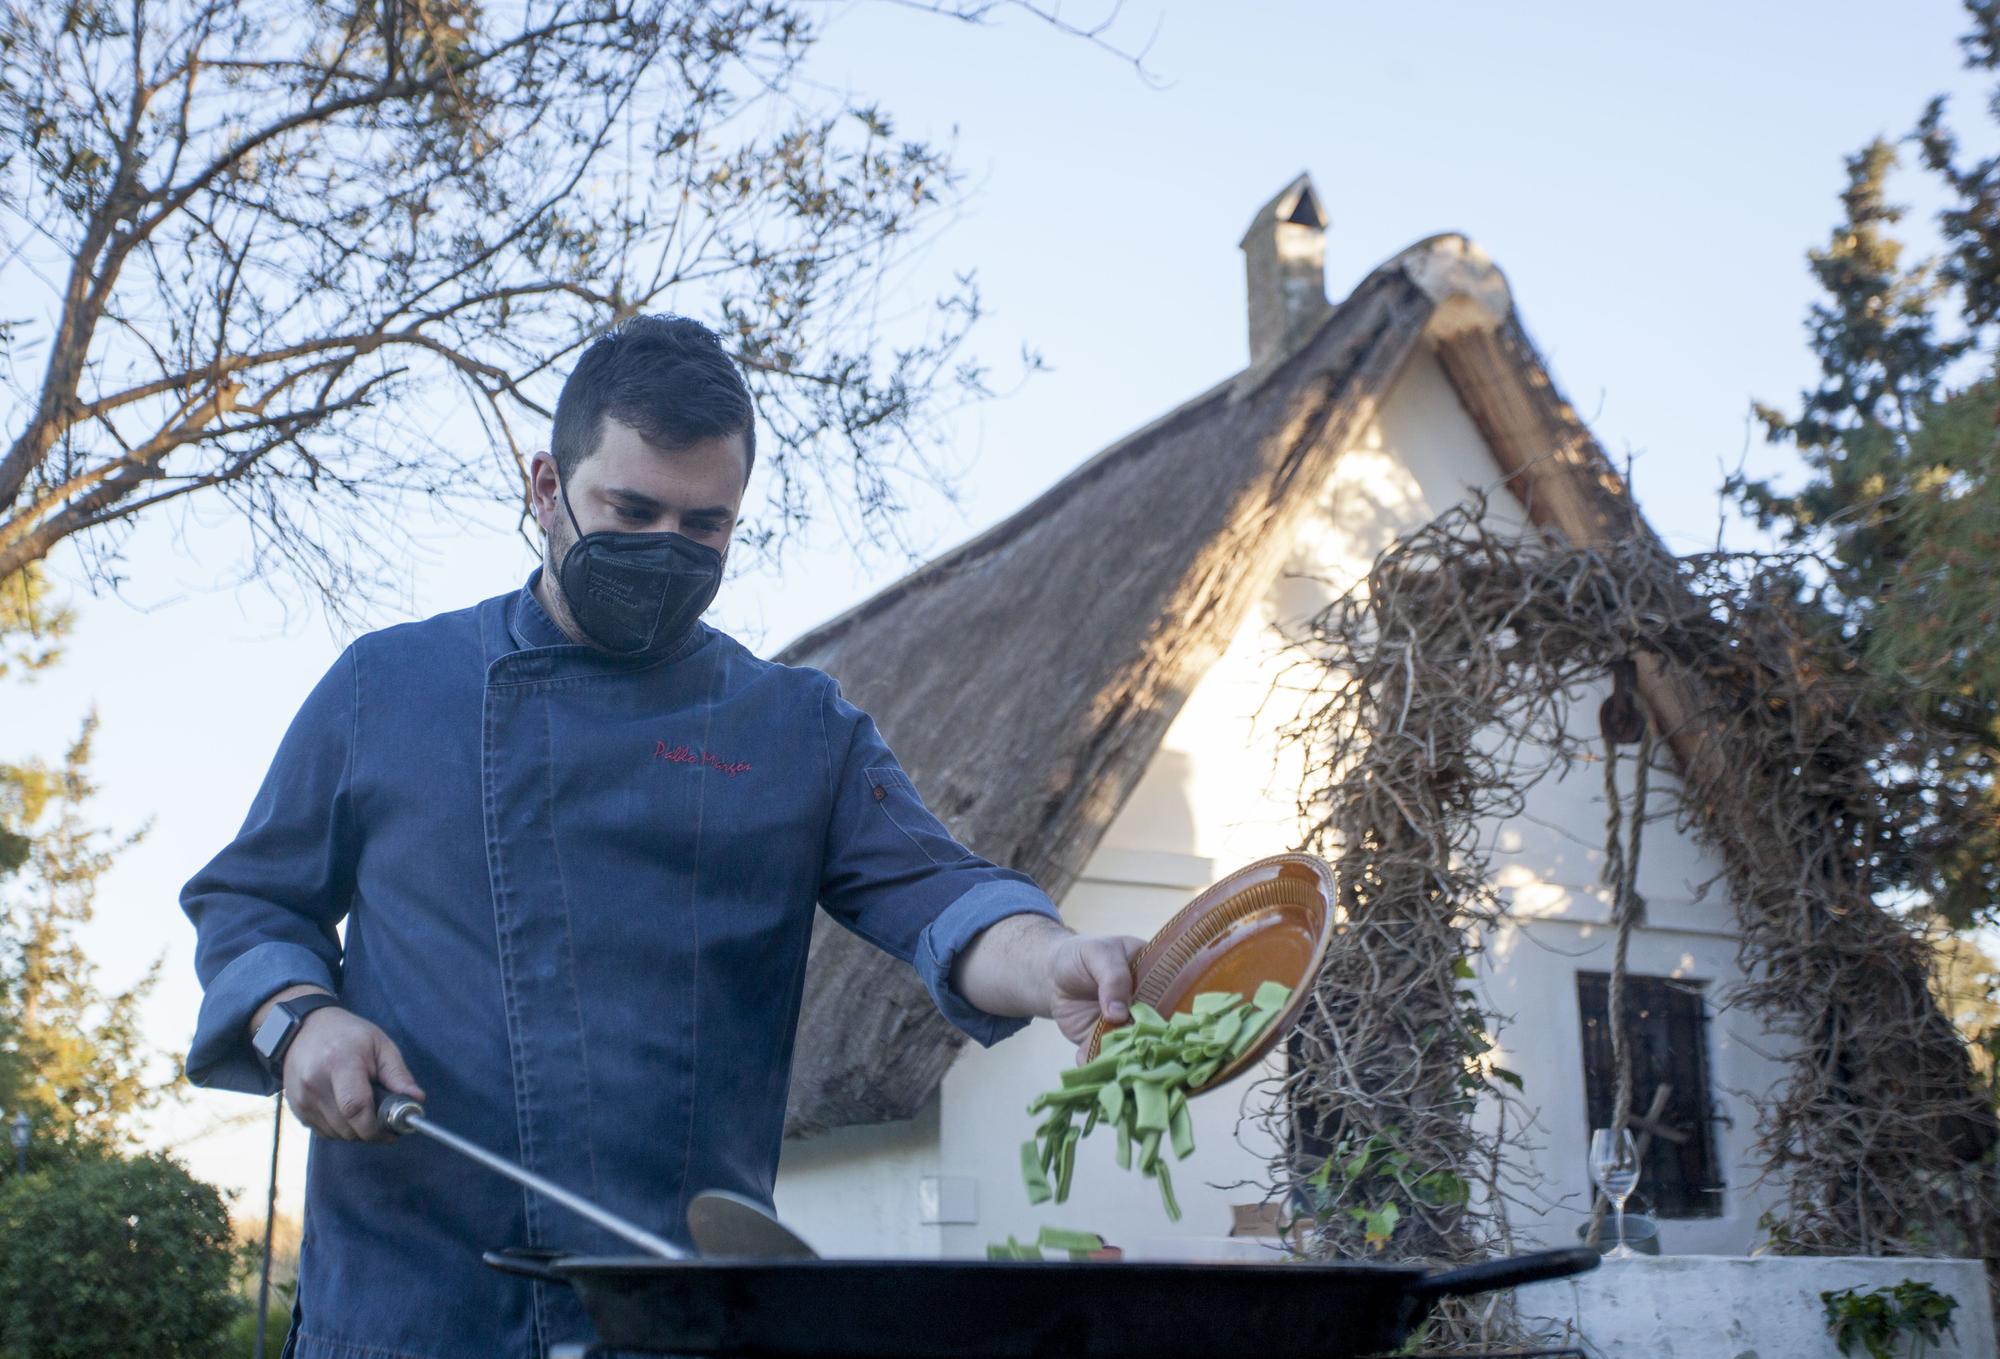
left=774, top=189, right=1977, bottom=1143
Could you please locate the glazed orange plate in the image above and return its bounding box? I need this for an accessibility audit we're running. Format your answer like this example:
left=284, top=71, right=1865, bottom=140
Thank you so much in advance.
left=1085, top=852, right=1336, bottom=1092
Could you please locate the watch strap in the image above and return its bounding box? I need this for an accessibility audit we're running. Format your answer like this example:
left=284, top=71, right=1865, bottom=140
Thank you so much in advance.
left=260, top=992, right=342, bottom=1077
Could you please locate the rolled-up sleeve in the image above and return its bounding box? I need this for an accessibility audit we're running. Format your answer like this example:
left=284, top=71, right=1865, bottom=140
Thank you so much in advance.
left=816, top=678, right=1062, bottom=1047
left=182, top=647, right=361, bottom=1093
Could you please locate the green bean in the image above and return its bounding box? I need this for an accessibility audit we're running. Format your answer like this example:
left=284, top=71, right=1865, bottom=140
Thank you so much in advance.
left=1019, top=984, right=1293, bottom=1219
left=1169, top=1089, right=1194, bottom=1160
left=1056, top=1125, right=1082, bottom=1201
left=1153, top=1161, right=1181, bottom=1222
left=1230, top=1008, right=1276, bottom=1058
left=1061, top=1052, right=1122, bottom=1088
left=1021, top=1140, right=1052, bottom=1205
left=987, top=1226, right=1109, bottom=1260
left=1039, top=1117, right=1060, bottom=1174
left=987, top=1235, right=1044, bottom=1260
left=1132, top=1080, right=1170, bottom=1134
left=1037, top=1226, right=1104, bottom=1253
left=1137, top=1127, right=1162, bottom=1174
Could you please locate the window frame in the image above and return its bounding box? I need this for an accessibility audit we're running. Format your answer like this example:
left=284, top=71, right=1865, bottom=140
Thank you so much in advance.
left=1575, top=969, right=1726, bottom=1220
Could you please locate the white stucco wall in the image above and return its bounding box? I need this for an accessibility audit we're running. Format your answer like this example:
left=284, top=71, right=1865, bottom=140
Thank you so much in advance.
left=772, top=1099, right=943, bottom=1258
left=778, top=347, right=1788, bottom=1259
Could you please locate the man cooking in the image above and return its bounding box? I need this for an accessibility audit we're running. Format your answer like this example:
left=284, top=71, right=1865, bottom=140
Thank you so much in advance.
left=184, top=314, right=1146, bottom=1359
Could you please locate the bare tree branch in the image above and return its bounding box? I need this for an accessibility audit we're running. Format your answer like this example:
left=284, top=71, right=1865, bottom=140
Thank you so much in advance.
left=0, top=0, right=1104, bottom=616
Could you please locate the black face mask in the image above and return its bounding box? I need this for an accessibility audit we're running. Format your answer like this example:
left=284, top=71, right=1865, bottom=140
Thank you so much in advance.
left=553, top=478, right=724, bottom=658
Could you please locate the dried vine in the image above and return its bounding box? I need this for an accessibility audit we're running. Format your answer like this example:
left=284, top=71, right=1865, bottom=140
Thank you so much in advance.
left=1260, top=499, right=1996, bottom=1346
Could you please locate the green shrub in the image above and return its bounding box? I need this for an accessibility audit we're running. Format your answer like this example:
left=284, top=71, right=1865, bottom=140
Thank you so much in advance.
left=217, top=1281, right=295, bottom=1359
left=0, top=1150, right=240, bottom=1358
left=1822, top=1278, right=1960, bottom=1359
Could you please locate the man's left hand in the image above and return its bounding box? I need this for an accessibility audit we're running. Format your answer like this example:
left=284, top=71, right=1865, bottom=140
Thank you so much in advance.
left=1048, top=931, right=1147, bottom=1047
left=951, top=916, right=1147, bottom=1052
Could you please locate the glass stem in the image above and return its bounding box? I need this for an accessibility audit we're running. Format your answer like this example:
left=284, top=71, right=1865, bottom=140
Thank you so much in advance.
left=1614, top=1197, right=1627, bottom=1253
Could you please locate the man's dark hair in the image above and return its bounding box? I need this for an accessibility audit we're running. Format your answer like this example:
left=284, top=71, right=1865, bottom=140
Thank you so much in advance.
left=550, top=314, right=756, bottom=482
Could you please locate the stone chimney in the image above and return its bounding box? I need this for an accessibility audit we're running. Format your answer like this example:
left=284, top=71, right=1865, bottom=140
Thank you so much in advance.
left=1238, top=174, right=1329, bottom=366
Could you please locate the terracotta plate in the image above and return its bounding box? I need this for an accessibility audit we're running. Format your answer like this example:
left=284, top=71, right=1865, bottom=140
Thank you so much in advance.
left=1085, top=853, right=1336, bottom=1093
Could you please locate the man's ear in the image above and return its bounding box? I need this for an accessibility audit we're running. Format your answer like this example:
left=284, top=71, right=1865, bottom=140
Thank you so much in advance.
left=527, top=452, right=559, bottom=533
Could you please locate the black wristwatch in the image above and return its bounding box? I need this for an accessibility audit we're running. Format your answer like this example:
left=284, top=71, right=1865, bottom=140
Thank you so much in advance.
left=252, top=992, right=343, bottom=1080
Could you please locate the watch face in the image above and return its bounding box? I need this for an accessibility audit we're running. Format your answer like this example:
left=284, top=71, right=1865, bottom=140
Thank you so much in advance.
left=252, top=1007, right=292, bottom=1061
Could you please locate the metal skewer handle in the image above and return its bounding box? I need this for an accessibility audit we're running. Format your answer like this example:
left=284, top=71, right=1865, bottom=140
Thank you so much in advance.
left=376, top=1092, right=688, bottom=1262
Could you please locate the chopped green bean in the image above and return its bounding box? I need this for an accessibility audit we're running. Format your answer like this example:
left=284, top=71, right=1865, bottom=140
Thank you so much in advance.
left=987, top=1226, right=1111, bottom=1260
left=1230, top=1008, right=1277, bottom=1058
left=1062, top=1053, right=1121, bottom=1088
left=1022, top=1140, right=1052, bottom=1205
left=1132, top=1080, right=1170, bottom=1134
left=1154, top=1161, right=1181, bottom=1222
left=1169, top=1089, right=1195, bottom=1160
left=1020, top=984, right=1293, bottom=1217
left=1036, top=1226, right=1104, bottom=1253
left=1138, top=1128, right=1162, bottom=1174
left=1057, top=1125, right=1082, bottom=1201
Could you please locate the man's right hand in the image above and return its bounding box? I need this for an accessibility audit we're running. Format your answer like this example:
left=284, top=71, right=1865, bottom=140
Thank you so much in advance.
left=254, top=986, right=426, bottom=1142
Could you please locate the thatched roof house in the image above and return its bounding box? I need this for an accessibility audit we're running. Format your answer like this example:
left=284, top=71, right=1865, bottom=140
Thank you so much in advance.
left=775, top=178, right=1990, bottom=1266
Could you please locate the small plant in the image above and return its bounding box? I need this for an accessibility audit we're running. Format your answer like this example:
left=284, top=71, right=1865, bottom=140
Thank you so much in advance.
left=1752, top=1207, right=1797, bottom=1255
left=1294, top=1125, right=1471, bottom=1254
left=1822, top=1279, right=1959, bottom=1359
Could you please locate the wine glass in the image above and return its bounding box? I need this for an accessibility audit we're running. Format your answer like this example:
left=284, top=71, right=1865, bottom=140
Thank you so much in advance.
left=1589, top=1128, right=1641, bottom=1259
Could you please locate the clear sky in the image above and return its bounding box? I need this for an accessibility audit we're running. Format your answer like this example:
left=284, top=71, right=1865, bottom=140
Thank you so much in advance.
left=6, top=0, right=1992, bottom=1216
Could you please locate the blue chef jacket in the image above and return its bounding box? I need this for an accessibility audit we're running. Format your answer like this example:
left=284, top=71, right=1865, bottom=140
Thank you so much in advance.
left=183, top=574, right=1060, bottom=1358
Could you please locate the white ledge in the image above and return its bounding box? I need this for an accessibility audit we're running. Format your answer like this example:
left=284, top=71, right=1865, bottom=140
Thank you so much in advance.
left=1513, top=1254, right=1996, bottom=1358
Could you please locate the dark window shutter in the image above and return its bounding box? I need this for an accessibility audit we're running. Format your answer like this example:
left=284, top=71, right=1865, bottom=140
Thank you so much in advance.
left=1576, top=971, right=1725, bottom=1219
left=1286, top=1001, right=1342, bottom=1173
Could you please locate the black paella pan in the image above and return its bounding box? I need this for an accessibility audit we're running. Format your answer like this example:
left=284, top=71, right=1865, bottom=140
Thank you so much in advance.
left=482, top=1244, right=1600, bottom=1359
